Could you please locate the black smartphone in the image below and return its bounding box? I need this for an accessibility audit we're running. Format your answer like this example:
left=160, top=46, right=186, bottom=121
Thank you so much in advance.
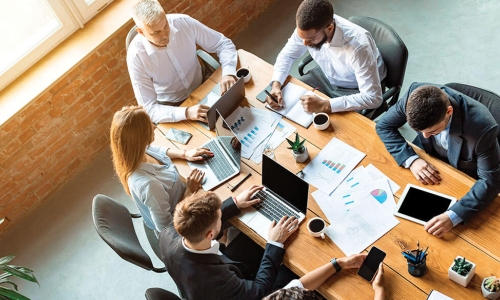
left=358, top=247, right=386, bottom=281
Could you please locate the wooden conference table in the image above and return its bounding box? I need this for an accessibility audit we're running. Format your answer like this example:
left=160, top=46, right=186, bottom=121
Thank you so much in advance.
left=152, top=49, right=500, bottom=299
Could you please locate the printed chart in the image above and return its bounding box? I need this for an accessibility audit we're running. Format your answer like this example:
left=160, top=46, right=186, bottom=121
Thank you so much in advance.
left=303, top=138, right=366, bottom=195
left=370, top=189, right=388, bottom=204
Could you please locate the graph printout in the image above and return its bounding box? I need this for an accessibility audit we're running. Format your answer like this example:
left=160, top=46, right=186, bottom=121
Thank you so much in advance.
left=302, top=138, right=366, bottom=195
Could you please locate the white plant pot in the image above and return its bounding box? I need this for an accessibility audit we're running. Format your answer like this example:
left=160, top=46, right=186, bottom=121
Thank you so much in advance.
left=448, top=256, right=476, bottom=287
left=481, top=277, right=500, bottom=299
left=292, top=146, right=309, bottom=163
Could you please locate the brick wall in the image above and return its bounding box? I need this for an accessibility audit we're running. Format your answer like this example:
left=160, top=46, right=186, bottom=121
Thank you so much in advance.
left=0, top=0, right=277, bottom=236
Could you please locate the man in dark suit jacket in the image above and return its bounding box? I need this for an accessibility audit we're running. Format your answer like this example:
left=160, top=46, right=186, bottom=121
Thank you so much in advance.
left=160, top=185, right=299, bottom=300
left=376, top=82, right=500, bottom=238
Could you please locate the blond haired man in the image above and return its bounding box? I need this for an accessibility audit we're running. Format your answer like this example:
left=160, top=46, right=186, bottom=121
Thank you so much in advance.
left=127, top=0, right=238, bottom=123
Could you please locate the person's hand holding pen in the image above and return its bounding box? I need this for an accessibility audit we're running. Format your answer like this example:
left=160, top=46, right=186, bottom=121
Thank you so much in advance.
left=300, top=86, right=331, bottom=114
left=266, top=81, right=284, bottom=109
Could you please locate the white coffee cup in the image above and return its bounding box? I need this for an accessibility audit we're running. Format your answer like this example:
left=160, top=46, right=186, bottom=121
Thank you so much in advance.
left=236, top=67, right=251, bottom=83
left=312, top=112, right=330, bottom=130
left=307, top=217, right=326, bottom=239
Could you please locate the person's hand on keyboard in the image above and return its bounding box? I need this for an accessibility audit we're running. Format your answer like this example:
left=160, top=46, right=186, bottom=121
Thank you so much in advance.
left=268, top=216, right=299, bottom=244
left=233, top=185, right=263, bottom=209
left=184, top=148, right=213, bottom=161
left=185, top=168, right=204, bottom=196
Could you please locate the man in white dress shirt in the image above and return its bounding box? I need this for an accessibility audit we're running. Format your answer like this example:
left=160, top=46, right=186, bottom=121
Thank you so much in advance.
left=127, top=0, right=238, bottom=124
left=267, top=0, right=386, bottom=114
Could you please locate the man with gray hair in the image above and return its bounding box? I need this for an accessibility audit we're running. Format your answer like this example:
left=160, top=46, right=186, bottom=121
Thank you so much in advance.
left=127, top=0, right=238, bottom=124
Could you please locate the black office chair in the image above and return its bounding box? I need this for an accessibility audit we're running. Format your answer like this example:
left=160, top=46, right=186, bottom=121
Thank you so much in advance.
left=125, top=25, right=221, bottom=74
left=445, top=83, right=500, bottom=143
left=145, top=288, right=182, bottom=300
left=298, top=16, right=408, bottom=120
left=92, top=194, right=167, bottom=273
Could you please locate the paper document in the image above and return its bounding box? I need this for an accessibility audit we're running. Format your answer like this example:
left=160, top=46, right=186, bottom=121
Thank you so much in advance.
left=365, top=164, right=401, bottom=194
left=325, top=194, right=399, bottom=256
left=427, top=290, right=454, bottom=300
left=265, top=82, right=315, bottom=128
left=250, top=119, right=296, bottom=164
left=302, top=138, right=366, bottom=195
left=225, top=107, right=278, bottom=159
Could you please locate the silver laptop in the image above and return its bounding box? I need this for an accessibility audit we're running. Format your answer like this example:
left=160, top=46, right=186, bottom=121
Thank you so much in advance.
left=199, top=77, right=245, bottom=131
left=238, top=155, right=309, bottom=240
left=188, top=110, right=241, bottom=191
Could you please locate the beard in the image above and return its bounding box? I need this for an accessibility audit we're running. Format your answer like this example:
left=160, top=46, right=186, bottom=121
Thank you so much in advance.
left=308, top=33, right=328, bottom=51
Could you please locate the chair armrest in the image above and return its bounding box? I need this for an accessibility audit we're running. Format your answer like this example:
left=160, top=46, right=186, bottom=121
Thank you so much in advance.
left=196, top=49, right=220, bottom=70
left=298, top=54, right=314, bottom=76
left=383, top=86, right=403, bottom=107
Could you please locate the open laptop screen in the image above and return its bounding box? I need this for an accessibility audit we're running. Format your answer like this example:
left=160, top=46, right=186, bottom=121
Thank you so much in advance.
left=262, top=155, right=309, bottom=213
left=214, top=110, right=241, bottom=169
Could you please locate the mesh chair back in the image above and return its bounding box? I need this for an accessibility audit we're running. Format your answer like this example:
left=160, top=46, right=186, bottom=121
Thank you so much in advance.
left=92, top=194, right=154, bottom=271
left=349, top=16, right=408, bottom=103
left=126, top=25, right=138, bottom=52
left=145, top=288, right=182, bottom=300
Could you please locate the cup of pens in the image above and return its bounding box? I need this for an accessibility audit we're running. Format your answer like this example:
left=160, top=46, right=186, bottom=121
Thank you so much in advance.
left=402, top=243, right=428, bottom=277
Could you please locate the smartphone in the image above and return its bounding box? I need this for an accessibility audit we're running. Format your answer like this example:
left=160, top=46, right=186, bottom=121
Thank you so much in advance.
left=256, top=85, right=272, bottom=103
left=164, top=128, right=192, bottom=145
left=358, top=246, right=386, bottom=281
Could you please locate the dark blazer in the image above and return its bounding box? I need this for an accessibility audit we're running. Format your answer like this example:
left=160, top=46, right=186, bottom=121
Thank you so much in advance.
left=376, top=82, right=500, bottom=221
left=159, top=198, right=285, bottom=300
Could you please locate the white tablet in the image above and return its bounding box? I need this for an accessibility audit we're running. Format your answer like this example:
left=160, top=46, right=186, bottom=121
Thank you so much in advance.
left=393, top=184, right=457, bottom=225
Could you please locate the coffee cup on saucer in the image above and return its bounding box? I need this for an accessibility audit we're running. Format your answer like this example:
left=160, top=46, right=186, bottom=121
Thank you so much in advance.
left=236, top=67, right=251, bottom=83
left=307, top=217, right=327, bottom=239
left=312, top=112, right=330, bottom=130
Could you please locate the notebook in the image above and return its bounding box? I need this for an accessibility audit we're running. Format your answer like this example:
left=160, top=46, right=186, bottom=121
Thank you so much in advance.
left=237, top=155, right=309, bottom=240
left=264, top=82, right=319, bottom=128
left=187, top=110, right=241, bottom=191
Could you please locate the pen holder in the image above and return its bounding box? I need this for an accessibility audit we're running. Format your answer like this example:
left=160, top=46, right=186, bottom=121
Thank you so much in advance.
left=407, top=250, right=427, bottom=277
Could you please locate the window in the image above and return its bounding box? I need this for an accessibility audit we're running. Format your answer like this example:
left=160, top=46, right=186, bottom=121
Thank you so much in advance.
left=0, top=0, right=113, bottom=91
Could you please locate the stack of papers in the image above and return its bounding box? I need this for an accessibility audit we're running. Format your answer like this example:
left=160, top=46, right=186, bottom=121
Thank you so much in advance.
left=313, top=165, right=401, bottom=255
left=225, top=107, right=281, bottom=159
left=302, top=138, right=366, bottom=195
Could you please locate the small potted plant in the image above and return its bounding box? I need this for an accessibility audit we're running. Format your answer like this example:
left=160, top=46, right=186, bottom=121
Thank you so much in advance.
left=286, top=133, right=308, bottom=163
left=482, top=276, right=500, bottom=299
left=448, top=256, right=476, bottom=287
left=0, top=254, right=39, bottom=299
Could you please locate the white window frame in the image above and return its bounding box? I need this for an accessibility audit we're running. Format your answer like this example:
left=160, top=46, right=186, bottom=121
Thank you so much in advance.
left=0, top=0, right=114, bottom=91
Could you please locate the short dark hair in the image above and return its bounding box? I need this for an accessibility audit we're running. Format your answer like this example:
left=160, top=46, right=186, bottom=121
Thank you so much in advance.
left=296, top=0, right=334, bottom=31
left=173, top=191, right=221, bottom=243
left=406, top=85, right=450, bottom=131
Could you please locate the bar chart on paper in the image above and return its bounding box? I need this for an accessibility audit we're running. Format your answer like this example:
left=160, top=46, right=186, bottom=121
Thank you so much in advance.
left=303, top=138, right=366, bottom=195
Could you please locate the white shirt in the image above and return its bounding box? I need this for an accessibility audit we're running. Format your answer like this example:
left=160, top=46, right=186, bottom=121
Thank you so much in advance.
left=272, top=15, right=386, bottom=112
left=128, top=146, right=186, bottom=232
left=127, top=14, right=237, bottom=123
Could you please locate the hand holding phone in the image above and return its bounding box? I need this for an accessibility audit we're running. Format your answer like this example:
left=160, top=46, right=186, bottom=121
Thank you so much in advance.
left=358, top=247, right=386, bottom=282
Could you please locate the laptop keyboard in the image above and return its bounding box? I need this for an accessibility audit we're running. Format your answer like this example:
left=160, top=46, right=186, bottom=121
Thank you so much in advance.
left=205, top=140, right=234, bottom=181
left=218, top=136, right=240, bottom=164
left=252, top=190, right=300, bottom=221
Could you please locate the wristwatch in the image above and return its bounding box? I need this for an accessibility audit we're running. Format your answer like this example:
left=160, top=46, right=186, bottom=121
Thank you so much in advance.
left=331, top=258, right=342, bottom=272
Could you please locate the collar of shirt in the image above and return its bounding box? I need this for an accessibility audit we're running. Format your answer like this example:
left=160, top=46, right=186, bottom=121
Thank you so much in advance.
left=141, top=15, right=179, bottom=56
left=182, top=238, right=222, bottom=255
left=434, top=114, right=453, bottom=150
left=328, top=19, right=344, bottom=48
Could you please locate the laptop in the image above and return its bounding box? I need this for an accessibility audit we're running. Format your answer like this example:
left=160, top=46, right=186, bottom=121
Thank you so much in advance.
left=188, top=110, right=241, bottom=191
left=238, top=155, right=309, bottom=240
left=199, top=77, right=245, bottom=130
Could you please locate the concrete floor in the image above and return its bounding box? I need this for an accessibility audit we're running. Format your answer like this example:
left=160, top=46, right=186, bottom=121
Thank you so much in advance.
left=1, top=0, right=499, bottom=299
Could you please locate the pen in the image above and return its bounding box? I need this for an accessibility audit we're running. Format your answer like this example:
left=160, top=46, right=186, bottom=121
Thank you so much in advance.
left=230, top=173, right=252, bottom=192
left=264, top=90, right=283, bottom=108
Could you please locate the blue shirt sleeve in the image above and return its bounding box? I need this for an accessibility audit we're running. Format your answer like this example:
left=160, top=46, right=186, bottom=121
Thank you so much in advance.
left=445, top=210, right=463, bottom=227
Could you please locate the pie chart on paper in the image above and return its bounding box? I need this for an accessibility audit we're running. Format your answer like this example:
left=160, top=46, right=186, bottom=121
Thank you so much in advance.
left=370, top=189, right=388, bottom=204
